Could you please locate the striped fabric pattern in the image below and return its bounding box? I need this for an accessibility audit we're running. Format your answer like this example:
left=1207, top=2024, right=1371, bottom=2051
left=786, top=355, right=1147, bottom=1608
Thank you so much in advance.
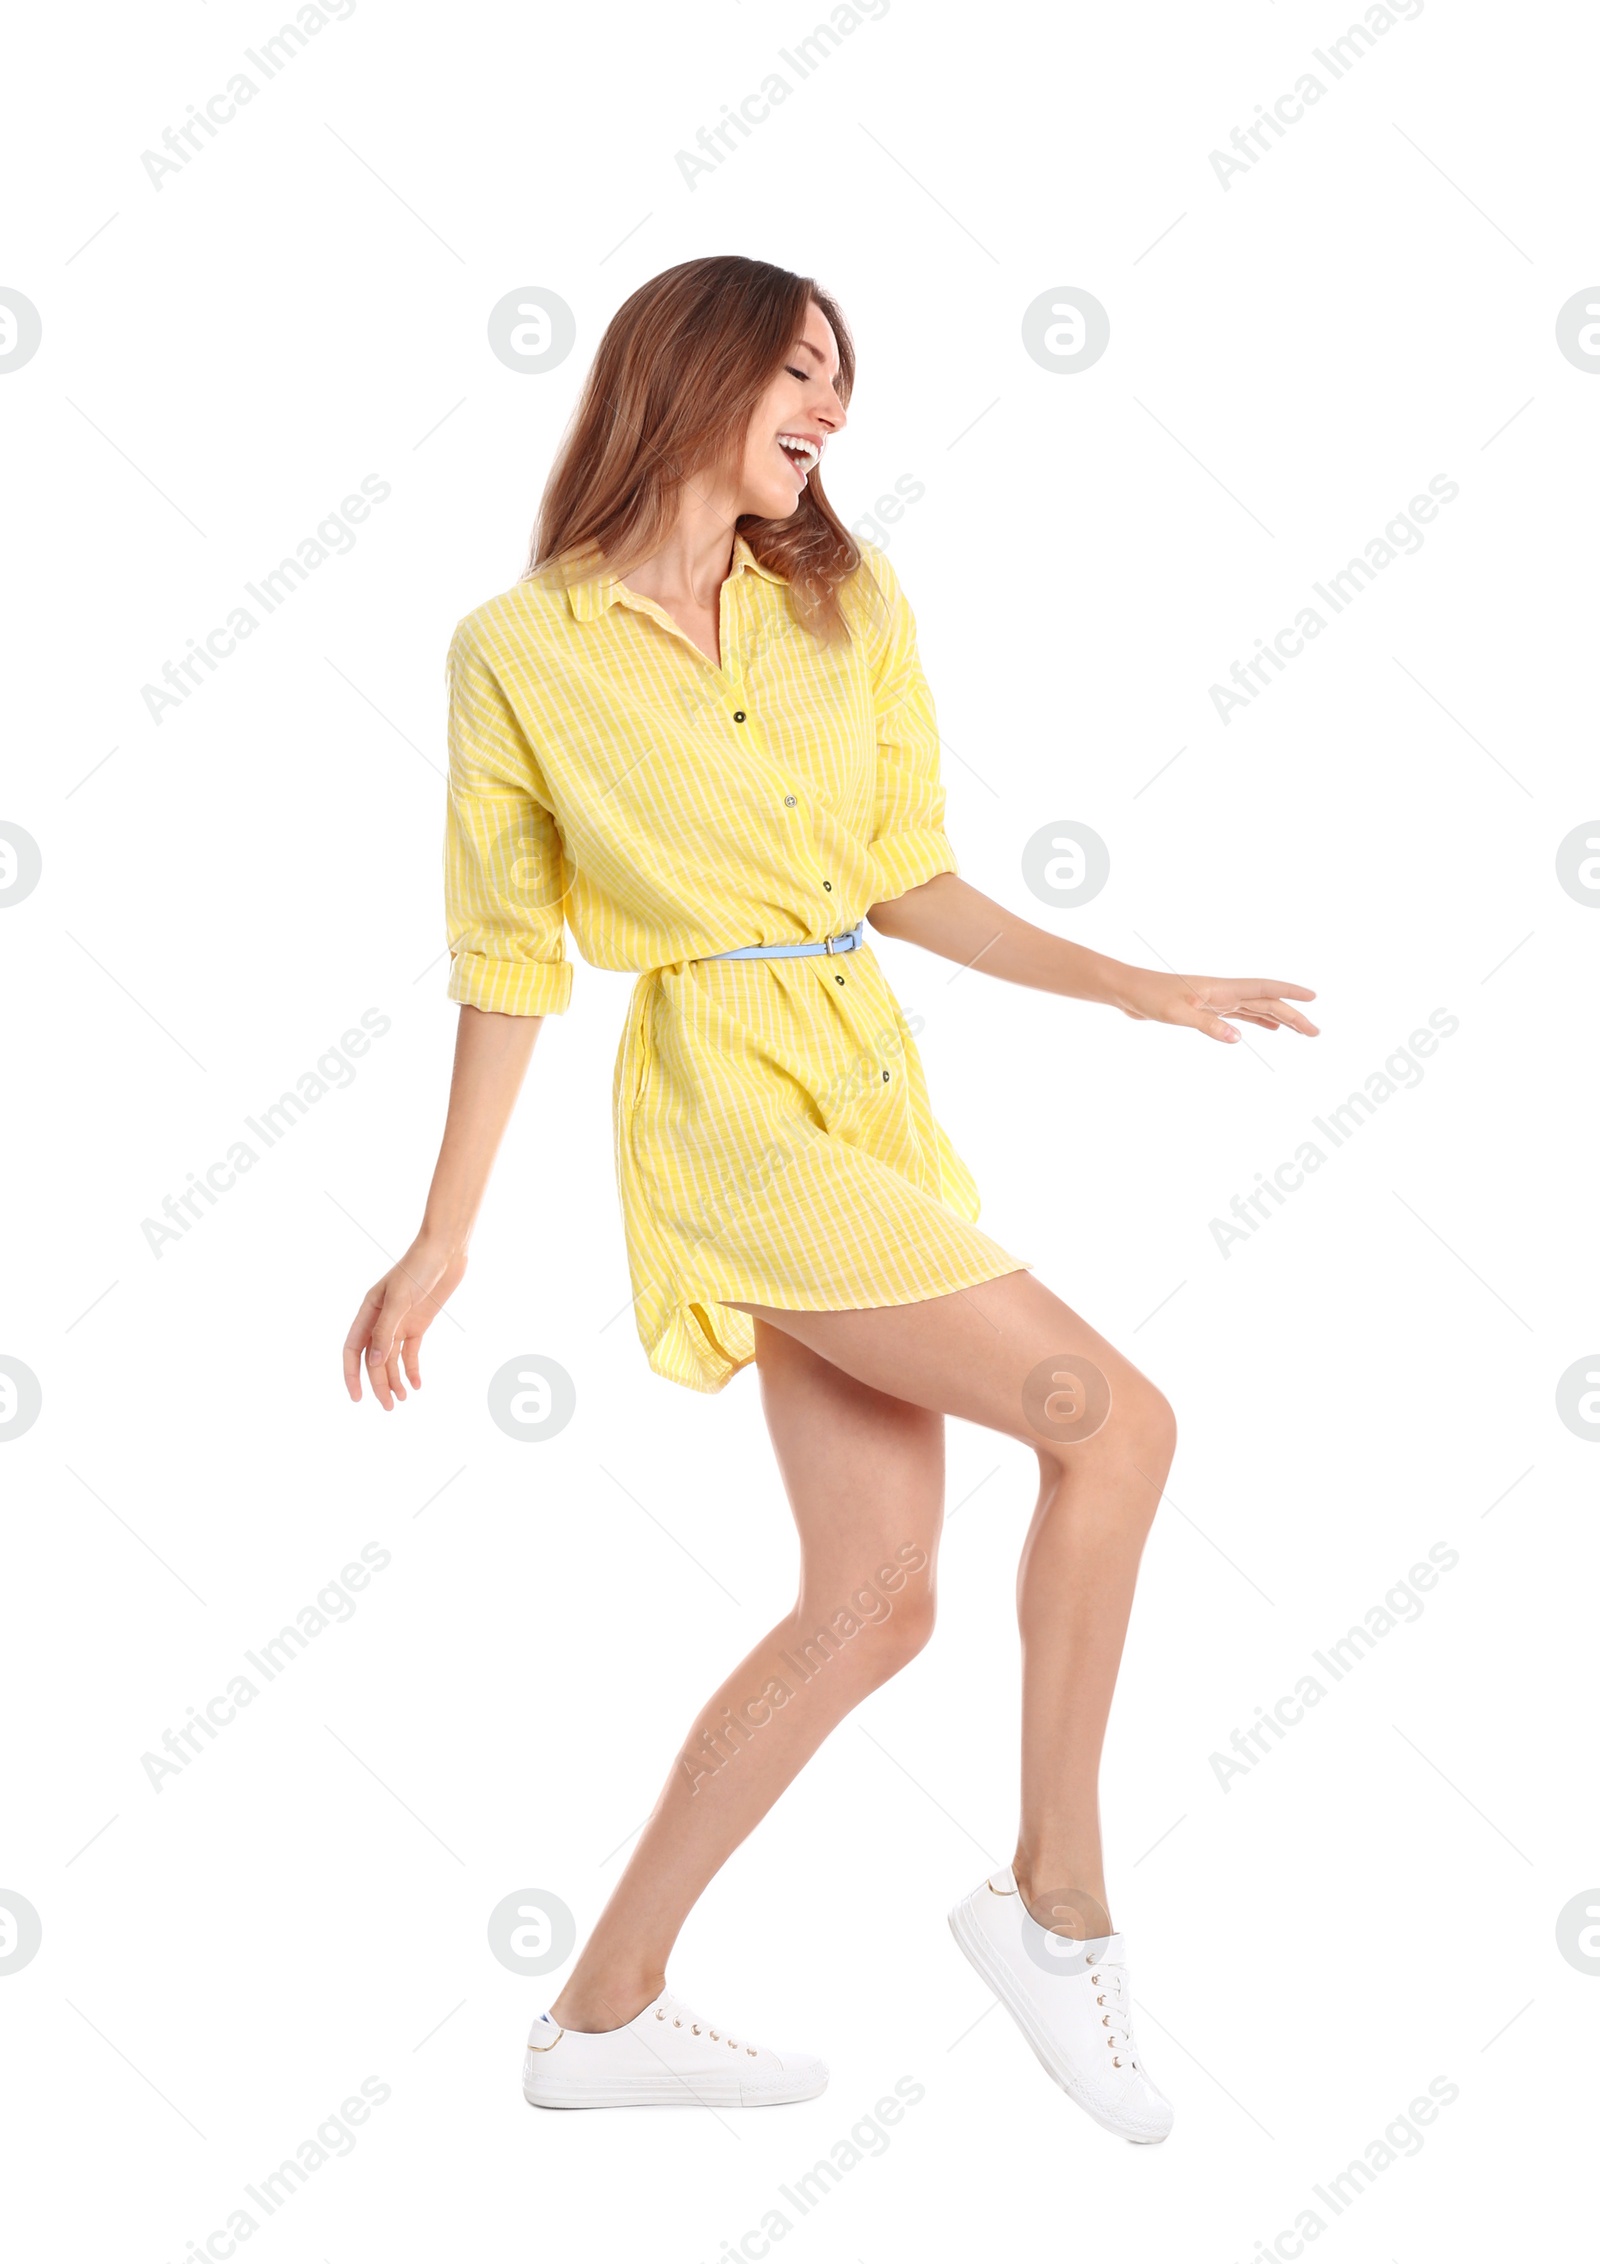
left=443, top=534, right=1028, bottom=1392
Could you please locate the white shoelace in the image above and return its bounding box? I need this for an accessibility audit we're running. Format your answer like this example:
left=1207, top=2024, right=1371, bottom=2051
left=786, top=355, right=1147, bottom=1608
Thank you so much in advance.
left=1086, top=1960, right=1140, bottom=2069
left=649, top=1997, right=757, bottom=2056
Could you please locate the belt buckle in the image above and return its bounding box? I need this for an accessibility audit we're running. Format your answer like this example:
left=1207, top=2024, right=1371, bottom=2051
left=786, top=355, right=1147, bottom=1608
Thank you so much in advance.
left=823, top=934, right=837, bottom=955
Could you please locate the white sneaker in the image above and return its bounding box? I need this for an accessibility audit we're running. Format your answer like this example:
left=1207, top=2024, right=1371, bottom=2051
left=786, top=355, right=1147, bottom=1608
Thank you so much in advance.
left=521, top=1987, right=828, bottom=2109
left=948, top=1865, right=1174, bottom=2143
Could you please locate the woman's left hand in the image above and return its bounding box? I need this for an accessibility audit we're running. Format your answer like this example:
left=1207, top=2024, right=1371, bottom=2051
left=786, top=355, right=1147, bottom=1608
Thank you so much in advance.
left=1108, top=965, right=1319, bottom=1045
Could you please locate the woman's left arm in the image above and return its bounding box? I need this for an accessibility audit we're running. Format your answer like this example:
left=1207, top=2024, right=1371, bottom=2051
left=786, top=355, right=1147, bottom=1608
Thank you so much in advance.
left=867, top=871, right=1318, bottom=1046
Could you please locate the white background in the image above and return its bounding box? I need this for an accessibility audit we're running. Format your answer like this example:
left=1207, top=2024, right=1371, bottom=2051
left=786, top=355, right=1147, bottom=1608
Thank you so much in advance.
left=2, top=0, right=1595, bottom=2257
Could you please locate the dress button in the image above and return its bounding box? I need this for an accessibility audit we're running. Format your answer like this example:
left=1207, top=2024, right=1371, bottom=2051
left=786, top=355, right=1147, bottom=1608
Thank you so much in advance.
left=732, top=710, right=746, bottom=722
left=822, top=880, right=832, bottom=892
left=882, top=1069, right=890, bottom=1081
left=783, top=794, right=797, bottom=808
left=834, top=974, right=846, bottom=986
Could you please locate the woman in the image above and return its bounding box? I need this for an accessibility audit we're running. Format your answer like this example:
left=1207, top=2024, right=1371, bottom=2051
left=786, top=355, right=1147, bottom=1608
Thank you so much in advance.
left=342, top=255, right=1317, bottom=2142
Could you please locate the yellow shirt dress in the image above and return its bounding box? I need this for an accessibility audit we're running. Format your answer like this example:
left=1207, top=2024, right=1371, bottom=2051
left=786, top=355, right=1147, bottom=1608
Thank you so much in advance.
left=442, top=531, right=1028, bottom=1393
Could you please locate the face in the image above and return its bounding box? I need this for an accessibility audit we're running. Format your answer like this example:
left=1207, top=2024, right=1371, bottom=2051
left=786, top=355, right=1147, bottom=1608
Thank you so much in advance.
left=736, top=299, right=846, bottom=520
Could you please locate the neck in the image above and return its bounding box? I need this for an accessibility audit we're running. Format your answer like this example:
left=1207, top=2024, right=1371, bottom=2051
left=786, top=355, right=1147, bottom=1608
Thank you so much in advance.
left=620, top=485, right=745, bottom=608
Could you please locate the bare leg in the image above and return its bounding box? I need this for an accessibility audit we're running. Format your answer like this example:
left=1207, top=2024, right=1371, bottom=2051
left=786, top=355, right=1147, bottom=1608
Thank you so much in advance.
left=548, top=1329, right=946, bottom=2031
left=722, top=1270, right=1176, bottom=1942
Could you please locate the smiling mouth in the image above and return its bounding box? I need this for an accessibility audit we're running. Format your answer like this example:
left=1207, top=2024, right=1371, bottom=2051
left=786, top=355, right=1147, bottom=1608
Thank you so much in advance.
left=776, top=434, right=821, bottom=485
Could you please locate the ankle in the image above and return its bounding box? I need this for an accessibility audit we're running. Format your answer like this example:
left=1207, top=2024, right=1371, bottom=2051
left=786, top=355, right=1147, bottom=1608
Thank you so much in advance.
left=1011, top=1859, right=1113, bottom=1939
left=547, top=1971, right=666, bottom=2034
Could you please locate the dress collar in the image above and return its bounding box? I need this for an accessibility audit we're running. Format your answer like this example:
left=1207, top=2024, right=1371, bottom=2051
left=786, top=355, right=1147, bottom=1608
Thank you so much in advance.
left=562, top=529, right=787, bottom=621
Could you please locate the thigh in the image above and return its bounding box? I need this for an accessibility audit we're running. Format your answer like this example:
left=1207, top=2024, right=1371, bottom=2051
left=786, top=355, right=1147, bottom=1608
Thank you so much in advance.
left=727, top=1270, right=1172, bottom=1460
left=747, top=1315, right=946, bottom=1608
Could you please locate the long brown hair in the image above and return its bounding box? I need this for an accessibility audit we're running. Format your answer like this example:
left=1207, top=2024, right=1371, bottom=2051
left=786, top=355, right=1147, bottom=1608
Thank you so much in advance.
left=528, top=255, right=866, bottom=642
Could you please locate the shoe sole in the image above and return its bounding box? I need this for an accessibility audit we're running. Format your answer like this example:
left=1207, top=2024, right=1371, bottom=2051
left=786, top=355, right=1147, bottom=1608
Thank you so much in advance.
left=523, top=2066, right=828, bottom=2110
left=947, top=1896, right=1170, bottom=2144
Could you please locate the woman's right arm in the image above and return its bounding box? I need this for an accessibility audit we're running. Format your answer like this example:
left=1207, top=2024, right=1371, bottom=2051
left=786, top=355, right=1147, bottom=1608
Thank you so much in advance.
left=342, top=1003, right=543, bottom=1410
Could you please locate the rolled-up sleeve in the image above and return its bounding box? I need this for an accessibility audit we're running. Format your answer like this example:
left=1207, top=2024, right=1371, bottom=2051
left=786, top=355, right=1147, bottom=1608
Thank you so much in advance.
left=862, top=551, right=959, bottom=908
left=443, top=621, right=574, bottom=1016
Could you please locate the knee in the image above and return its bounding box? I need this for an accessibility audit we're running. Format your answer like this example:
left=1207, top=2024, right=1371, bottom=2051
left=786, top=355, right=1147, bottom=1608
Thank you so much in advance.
left=874, top=1584, right=937, bottom=1670
left=1038, top=1375, right=1176, bottom=1502
left=832, top=1582, right=937, bottom=1687
left=1123, top=1377, right=1177, bottom=1466
left=1083, top=1372, right=1176, bottom=1474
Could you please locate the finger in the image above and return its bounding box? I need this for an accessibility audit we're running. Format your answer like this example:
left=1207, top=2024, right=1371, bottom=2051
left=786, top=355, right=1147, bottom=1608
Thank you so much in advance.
left=1223, top=995, right=1319, bottom=1036
left=400, top=1330, right=423, bottom=1391
left=366, top=1341, right=400, bottom=1412
left=367, top=1286, right=408, bottom=1376
left=342, top=1287, right=384, bottom=1400
left=366, top=1289, right=412, bottom=1410
left=1248, top=997, right=1320, bottom=1035
left=1174, top=1001, right=1240, bottom=1044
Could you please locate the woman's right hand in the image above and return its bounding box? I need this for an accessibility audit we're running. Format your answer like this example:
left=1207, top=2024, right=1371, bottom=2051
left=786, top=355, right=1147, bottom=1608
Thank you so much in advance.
left=342, top=1236, right=467, bottom=1410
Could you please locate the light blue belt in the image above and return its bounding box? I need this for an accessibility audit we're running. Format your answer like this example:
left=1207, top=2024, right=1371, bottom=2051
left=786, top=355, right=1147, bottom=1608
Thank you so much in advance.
left=700, top=920, right=866, bottom=963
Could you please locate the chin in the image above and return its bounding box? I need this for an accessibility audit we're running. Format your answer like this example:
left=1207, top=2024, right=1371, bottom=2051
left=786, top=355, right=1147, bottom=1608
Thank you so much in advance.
left=748, top=482, right=801, bottom=521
